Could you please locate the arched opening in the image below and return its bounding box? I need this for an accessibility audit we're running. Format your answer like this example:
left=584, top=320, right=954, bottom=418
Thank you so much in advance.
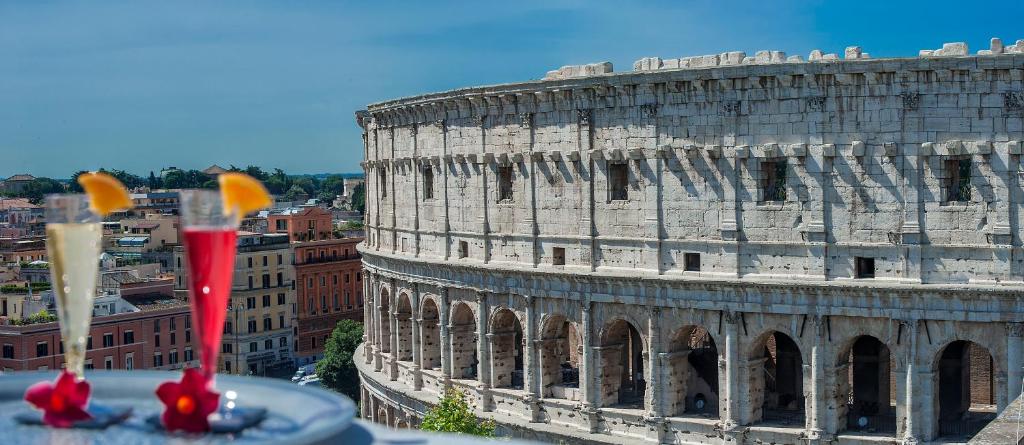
left=599, top=319, right=646, bottom=408
left=490, top=308, right=525, bottom=389
left=420, top=298, right=441, bottom=370
left=540, top=315, right=581, bottom=400
left=837, top=336, right=896, bottom=435
left=378, top=289, right=391, bottom=354
left=376, top=407, right=389, bottom=426
left=935, top=340, right=997, bottom=439
left=666, top=326, right=719, bottom=417
left=396, top=293, right=413, bottom=361
left=450, top=302, right=478, bottom=380
left=750, top=331, right=804, bottom=426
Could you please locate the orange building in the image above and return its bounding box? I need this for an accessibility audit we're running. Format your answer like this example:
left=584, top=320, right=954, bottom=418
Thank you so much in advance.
left=267, top=207, right=333, bottom=243
left=293, top=237, right=363, bottom=365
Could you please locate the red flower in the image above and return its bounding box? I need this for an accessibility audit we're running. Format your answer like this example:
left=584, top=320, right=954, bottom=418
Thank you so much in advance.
left=156, top=367, right=220, bottom=433
left=23, top=370, right=93, bottom=428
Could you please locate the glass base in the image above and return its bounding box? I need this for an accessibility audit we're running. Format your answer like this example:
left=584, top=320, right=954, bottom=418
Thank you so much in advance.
left=15, top=402, right=132, bottom=429
left=146, top=406, right=267, bottom=434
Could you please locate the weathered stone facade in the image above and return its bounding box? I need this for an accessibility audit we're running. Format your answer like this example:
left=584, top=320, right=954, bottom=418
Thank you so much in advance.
left=355, top=46, right=1024, bottom=444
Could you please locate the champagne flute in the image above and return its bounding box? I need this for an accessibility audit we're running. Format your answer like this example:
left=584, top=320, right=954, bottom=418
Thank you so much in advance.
left=45, top=194, right=102, bottom=380
left=179, top=190, right=239, bottom=382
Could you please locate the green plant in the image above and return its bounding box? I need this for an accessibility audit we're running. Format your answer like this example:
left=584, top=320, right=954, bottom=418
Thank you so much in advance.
left=15, top=310, right=57, bottom=325
left=419, top=389, right=495, bottom=437
left=316, top=319, right=364, bottom=401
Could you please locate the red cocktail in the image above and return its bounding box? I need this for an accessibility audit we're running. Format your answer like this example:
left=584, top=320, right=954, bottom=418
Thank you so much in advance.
left=182, top=227, right=237, bottom=380
left=179, top=190, right=239, bottom=381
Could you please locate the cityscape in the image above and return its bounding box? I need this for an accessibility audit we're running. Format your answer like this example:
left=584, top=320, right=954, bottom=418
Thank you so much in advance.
left=5, top=1, right=1024, bottom=444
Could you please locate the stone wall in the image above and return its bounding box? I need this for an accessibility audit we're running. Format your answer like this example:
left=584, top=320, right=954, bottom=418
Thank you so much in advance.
left=356, top=45, right=1024, bottom=444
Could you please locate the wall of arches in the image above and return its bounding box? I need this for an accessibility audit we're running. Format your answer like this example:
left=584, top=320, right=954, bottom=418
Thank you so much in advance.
left=359, top=264, right=1020, bottom=444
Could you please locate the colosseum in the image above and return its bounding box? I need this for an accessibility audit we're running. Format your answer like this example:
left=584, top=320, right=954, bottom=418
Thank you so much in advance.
left=355, top=40, right=1024, bottom=444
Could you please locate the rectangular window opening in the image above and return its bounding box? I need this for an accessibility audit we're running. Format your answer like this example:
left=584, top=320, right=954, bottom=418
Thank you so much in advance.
left=684, top=253, right=701, bottom=272
left=760, top=159, right=787, bottom=202
left=458, top=241, right=468, bottom=259
left=855, top=257, right=875, bottom=279
left=423, top=165, right=434, bottom=200
left=944, top=158, right=972, bottom=203
left=552, top=247, right=565, bottom=266
left=497, top=166, right=514, bottom=202
left=608, top=162, right=629, bottom=201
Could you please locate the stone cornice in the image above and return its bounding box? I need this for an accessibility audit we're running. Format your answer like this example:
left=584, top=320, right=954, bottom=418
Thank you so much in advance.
left=359, top=54, right=1024, bottom=128
left=358, top=244, right=1024, bottom=322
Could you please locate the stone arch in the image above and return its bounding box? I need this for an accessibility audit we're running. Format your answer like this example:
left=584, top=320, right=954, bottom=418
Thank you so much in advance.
left=376, top=406, right=389, bottom=426
left=379, top=288, right=391, bottom=354
left=539, top=314, right=581, bottom=399
left=598, top=318, right=646, bottom=408
left=489, top=307, right=524, bottom=389
left=665, top=325, right=719, bottom=417
left=450, top=302, right=478, bottom=380
left=420, top=297, right=441, bottom=370
left=748, top=330, right=805, bottom=426
left=835, top=335, right=896, bottom=435
left=932, top=340, right=997, bottom=439
left=396, top=293, right=413, bottom=361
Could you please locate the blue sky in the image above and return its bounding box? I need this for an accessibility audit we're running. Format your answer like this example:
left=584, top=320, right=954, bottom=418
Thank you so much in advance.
left=2, top=0, right=1023, bottom=178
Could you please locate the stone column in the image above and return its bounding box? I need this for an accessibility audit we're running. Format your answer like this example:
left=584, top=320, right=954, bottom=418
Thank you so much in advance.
left=578, top=109, right=596, bottom=272
left=646, top=307, right=667, bottom=443
left=476, top=290, right=492, bottom=411
left=719, top=311, right=742, bottom=436
left=440, top=120, right=452, bottom=260
left=389, top=302, right=399, bottom=381
left=388, top=128, right=397, bottom=252
left=412, top=125, right=421, bottom=257
left=899, top=319, right=924, bottom=443
left=719, top=148, right=742, bottom=277
left=411, top=283, right=422, bottom=390
left=522, top=113, right=540, bottom=268
left=363, top=271, right=373, bottom=363
left=806, top=316, right=828, bottom=442
left=439, top=287, right=452, bottom=385
left=579, top=298, right=600, bottom=432
left=523, top=294, right=541, bottom=421
left=477, top=115, right=491, bottom=263
left=1007, top=323, right=1024, bottom=409
left=373, top=275, right=384, bottom=372
left=902, top=147, right=924, bottom=282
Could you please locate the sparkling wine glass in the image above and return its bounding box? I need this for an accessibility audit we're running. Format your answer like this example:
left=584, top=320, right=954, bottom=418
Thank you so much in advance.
left=45, top=194, right=102, bottom=380
left=179, top=190, right=239, bottom=381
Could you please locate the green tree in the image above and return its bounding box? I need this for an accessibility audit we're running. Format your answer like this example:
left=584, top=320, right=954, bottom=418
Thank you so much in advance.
left=21, top=177, right=67, bottom=203
left=420, top=389, right=496, bottom=437
left=291, top=176, right=316, bottom=196
left=282, top=184, right=308, bottom=201
left=350, top=183, right=366, bottom=214
left=316, top=319, right=364, bottom=401
left=147, top=171, right=162, bottom=189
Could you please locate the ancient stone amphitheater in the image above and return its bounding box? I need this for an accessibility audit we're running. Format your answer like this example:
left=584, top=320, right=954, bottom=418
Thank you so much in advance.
left=355, top=40, right=1024, bottom=444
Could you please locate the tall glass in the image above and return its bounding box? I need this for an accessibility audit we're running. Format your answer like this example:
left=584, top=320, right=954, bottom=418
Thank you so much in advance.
left=179, top=190, right=239, bottom=381
left=44, top=195, right=102, bottom=379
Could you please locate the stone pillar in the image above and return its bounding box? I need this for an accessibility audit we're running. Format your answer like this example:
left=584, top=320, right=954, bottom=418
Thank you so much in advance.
left=579, top=299, right=601, bottom=432
left=646, top=307, right=667, bottom=443
left=411, top=284, right=422, bottom=390
left=1007, top=323, right=1024, bottom=410
left=363, top=271, right=373, bottom=363
left=388, top=128, right=397, bottom=253
left=523, top=294, right=541, bottom=421
left=439, top=287, right=452, bottom=385
left=373, top=275, right=383, bottom=372
left=412, top=125, right=421, bottom=257
left=389, top=303, right=399, bottom=381
left=477, top=115, right=491, bottom=263
left=900, top=319, right=923, bottom=443
left=719, top=149, right=741, bottom=277
left=523, top=113, right=539, bottom=268
left=806, top=316, right=828, bottom=442
left=902, top=148, right=923, bottom=282
left=476, top=290, right=492, bottom=410
left=578, top=109, right=596, bottom=272
left=440, top=120, right=452, bottom=260
left=719, top=310, right=743, bottom=443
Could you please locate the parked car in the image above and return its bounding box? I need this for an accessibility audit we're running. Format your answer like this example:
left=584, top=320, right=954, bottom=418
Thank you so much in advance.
left=297, top=377, right=322, bottom=388
left=291, top=363, right=317, bottom=382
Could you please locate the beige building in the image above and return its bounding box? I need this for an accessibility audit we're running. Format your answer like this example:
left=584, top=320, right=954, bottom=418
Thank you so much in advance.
left=356, top=42, right=1024, bottom=444
left=174, top=232, right=295, bottom=376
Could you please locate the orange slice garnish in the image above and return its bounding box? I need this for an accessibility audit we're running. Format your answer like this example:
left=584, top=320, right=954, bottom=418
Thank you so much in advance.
left=218, top=172, right=272, bottom=216
left=77, top=172, right=133, bottom=216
